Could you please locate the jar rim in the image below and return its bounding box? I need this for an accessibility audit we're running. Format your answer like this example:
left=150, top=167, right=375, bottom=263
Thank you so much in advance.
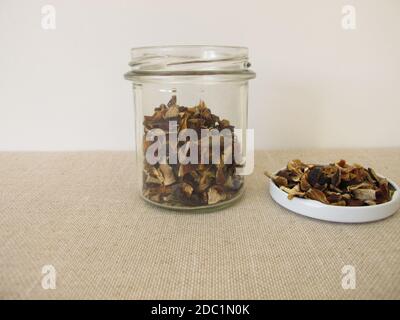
left=130, top=44, right=249, bottom=52
left=125, top=45, right=256, bottom=80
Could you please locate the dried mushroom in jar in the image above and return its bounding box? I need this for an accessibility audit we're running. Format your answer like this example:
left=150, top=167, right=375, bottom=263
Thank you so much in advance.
left=142, top=96, right=243, bottom=207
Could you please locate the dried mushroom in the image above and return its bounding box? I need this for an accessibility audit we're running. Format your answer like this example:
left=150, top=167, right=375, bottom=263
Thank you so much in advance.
left=265, top=160, right=395, bottom=206
left=142, top=96, right=243, bottom=207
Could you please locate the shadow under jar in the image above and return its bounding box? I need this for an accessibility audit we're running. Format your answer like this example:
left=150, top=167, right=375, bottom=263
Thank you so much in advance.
left=124, top=46, right=256, bottom=210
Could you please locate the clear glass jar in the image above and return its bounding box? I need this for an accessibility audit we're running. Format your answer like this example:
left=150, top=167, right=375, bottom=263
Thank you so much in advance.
left=124, top=45, right=256, bottom=210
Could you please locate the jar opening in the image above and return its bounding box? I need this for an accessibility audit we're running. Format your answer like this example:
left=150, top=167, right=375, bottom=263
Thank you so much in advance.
left=125, top=45, right=255, bottom=79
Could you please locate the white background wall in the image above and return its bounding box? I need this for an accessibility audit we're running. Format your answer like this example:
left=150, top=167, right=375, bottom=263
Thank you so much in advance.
left=1, top=0, right=399, bottom=151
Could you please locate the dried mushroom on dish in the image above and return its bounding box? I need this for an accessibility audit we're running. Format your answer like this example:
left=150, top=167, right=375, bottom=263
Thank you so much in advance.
left=142, top=96, right=243, bottom=207
left=265, top=160, right=395, bottom=206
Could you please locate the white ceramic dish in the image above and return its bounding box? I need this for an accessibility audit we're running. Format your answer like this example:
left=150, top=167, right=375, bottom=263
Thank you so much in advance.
left=269, top=175, right=400, bottom=223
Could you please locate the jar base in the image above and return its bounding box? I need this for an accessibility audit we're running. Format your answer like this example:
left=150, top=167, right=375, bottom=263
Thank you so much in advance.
left=140, top=187, right=245, bottom=212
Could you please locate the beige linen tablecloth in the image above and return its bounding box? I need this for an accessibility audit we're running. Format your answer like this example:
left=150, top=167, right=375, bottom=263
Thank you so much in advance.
left=1, top=149, right=399, bottom=299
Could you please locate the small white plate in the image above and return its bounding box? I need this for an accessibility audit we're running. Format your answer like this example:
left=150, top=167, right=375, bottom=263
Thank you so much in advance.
left=269, top=176, right=400, bottom=223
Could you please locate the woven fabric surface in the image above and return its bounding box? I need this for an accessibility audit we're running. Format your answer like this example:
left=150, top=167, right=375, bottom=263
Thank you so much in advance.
left=1, top=149, right=399, bottom=299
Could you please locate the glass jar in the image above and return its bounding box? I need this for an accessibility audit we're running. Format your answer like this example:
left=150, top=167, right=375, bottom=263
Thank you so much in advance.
left=124, top=45, right=256, bottom=210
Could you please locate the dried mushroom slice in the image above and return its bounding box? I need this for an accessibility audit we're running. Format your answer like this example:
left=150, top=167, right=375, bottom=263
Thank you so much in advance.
left=305, top=188, right=329, bottom=204
left=299, top=173, right=311, bottom=191
left=164, top=105, right=179, bottom=119
left=159, top=164, right=176, bottom=186
left=207, top=186, right=227, bottom=205
left=280, top=185, right=305, bottom=200
left=352, top=188, right=376, bottom=201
